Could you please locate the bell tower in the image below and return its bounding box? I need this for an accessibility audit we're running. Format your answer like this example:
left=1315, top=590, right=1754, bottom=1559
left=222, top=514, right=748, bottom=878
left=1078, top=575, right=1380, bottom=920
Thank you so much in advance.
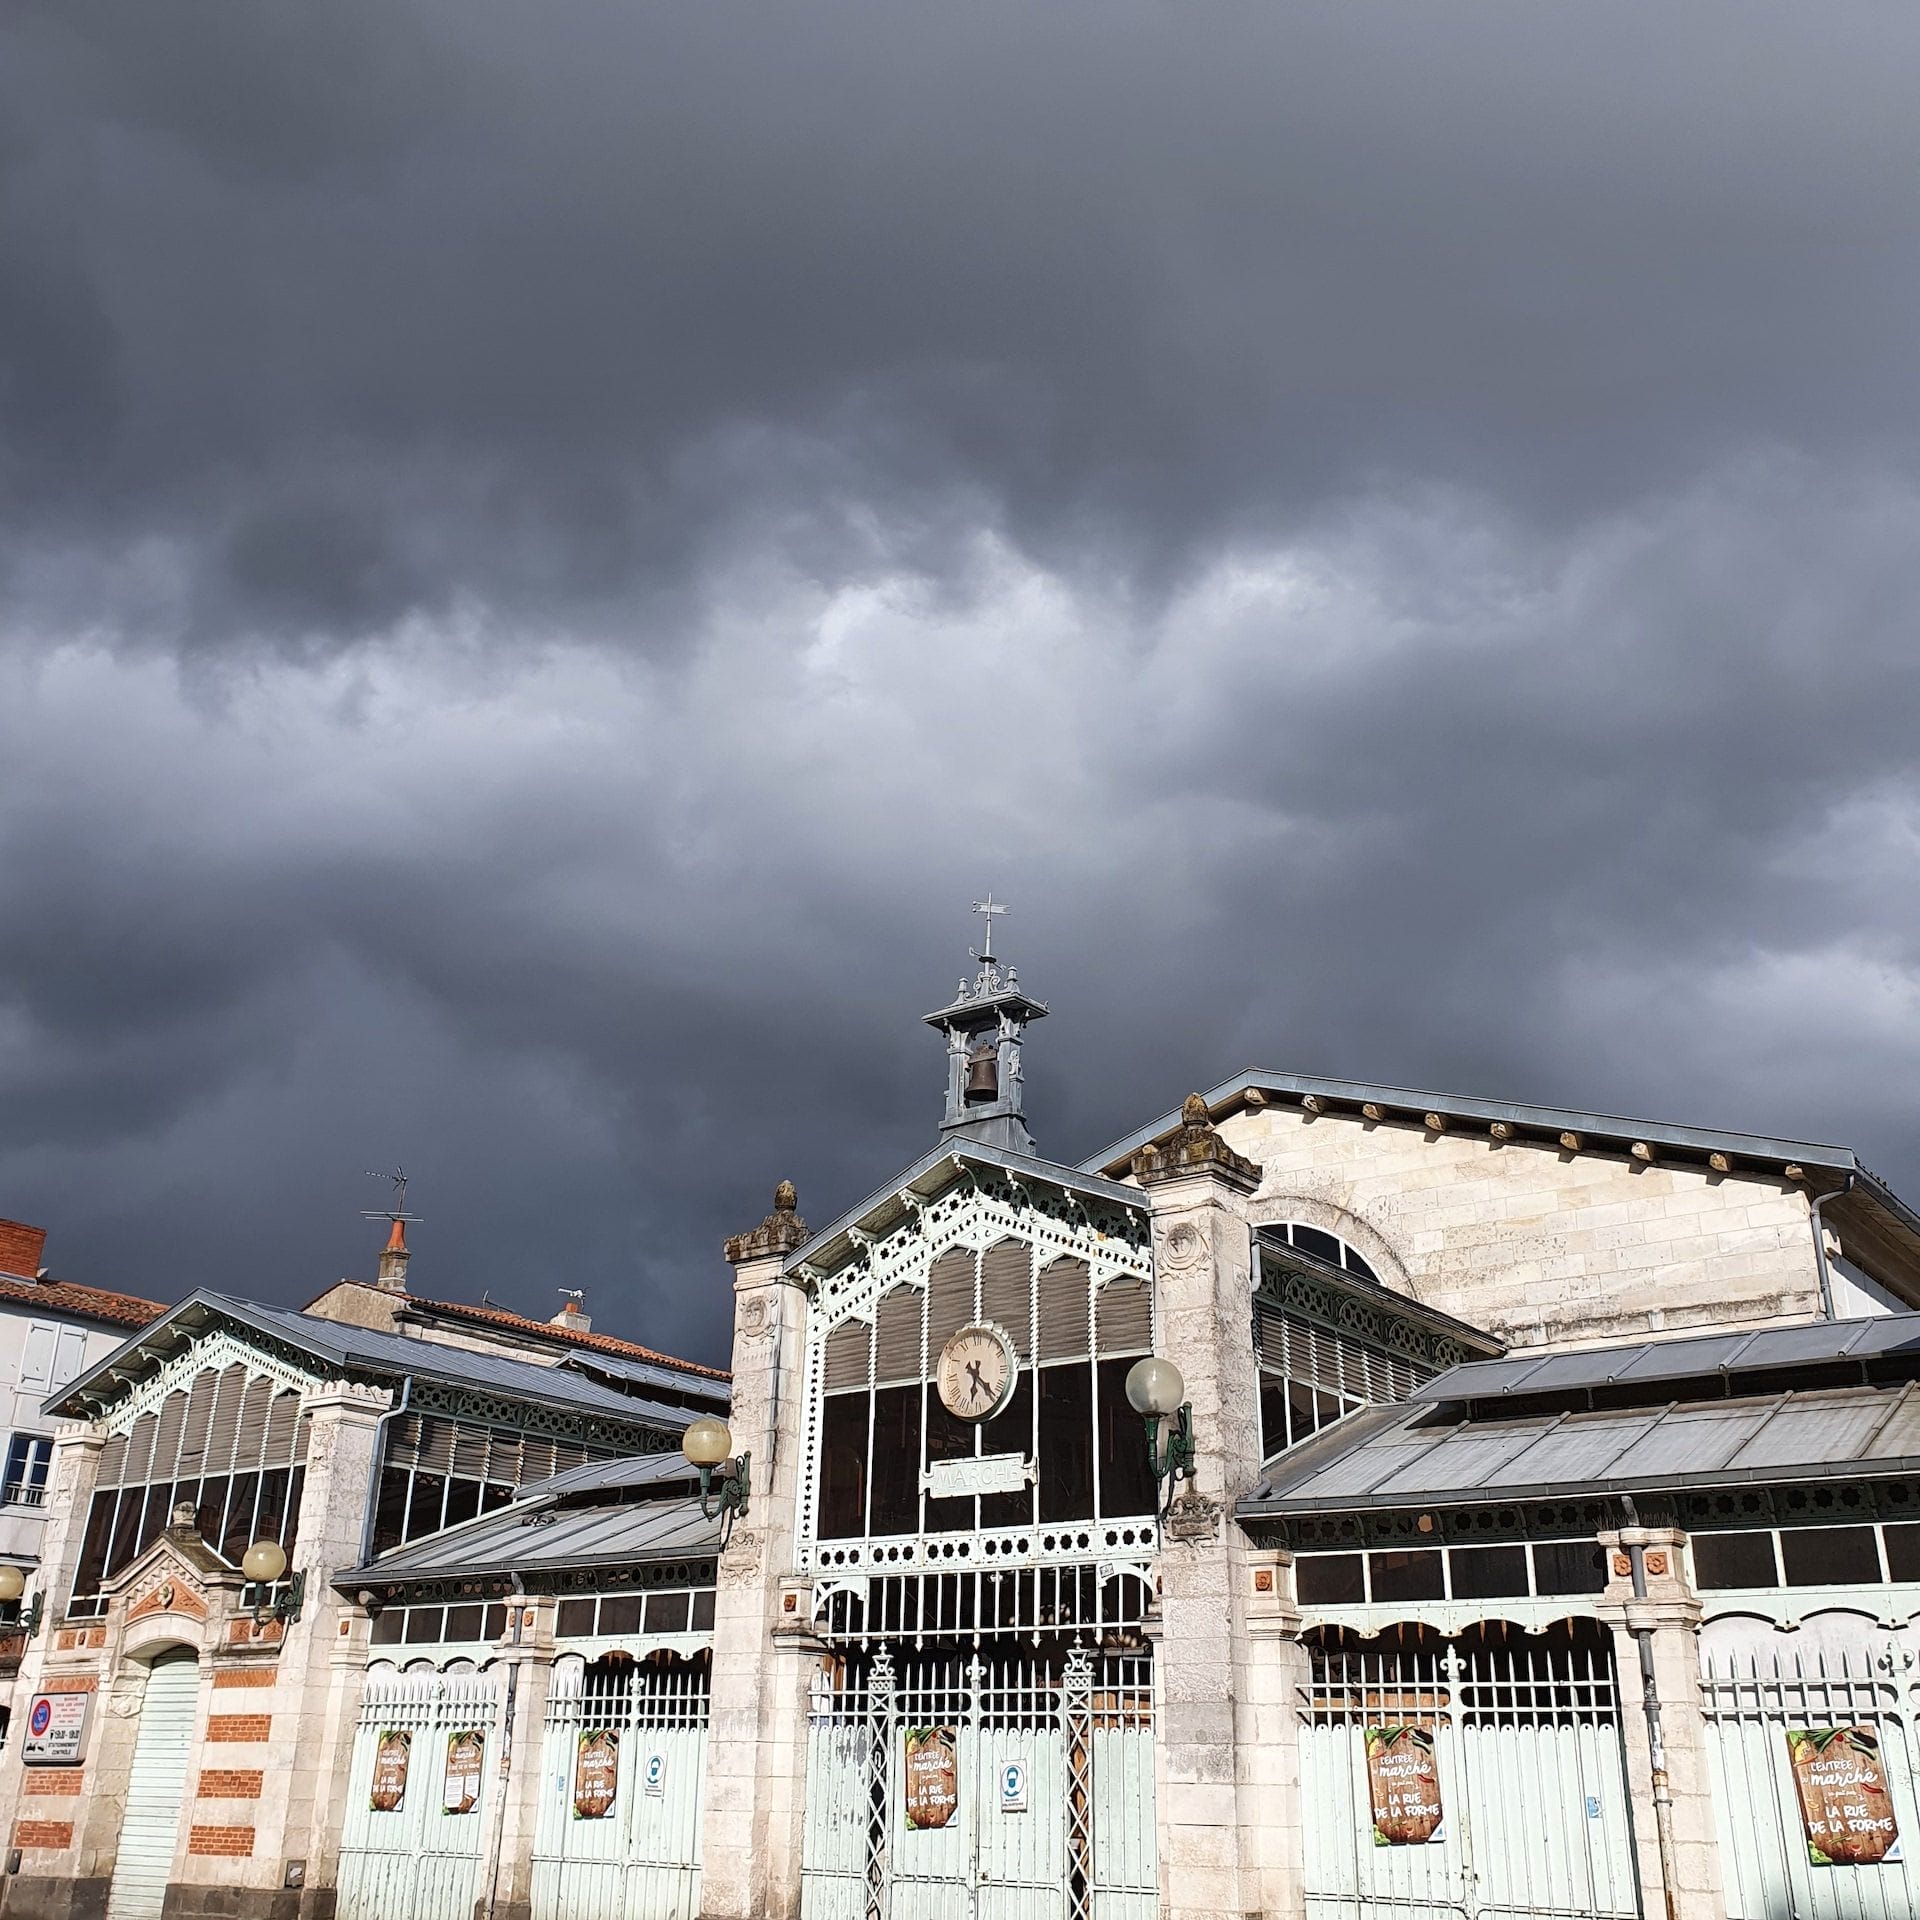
left=922, top=896, right=1048, bottom=1156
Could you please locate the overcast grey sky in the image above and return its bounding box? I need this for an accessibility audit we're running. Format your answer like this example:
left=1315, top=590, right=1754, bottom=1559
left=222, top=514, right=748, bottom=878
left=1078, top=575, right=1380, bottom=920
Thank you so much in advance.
left=4, top=1, right=1918, bottom=1365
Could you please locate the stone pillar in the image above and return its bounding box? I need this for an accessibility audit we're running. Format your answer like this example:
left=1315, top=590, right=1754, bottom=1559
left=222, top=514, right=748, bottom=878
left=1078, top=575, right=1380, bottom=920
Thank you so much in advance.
left=1598, top=1523, right=1727, bottom=1920
left=0, top=1423, right=106, bottom=1908
left=271, top=1382, right=390, bottom=1910
left=1133, top=1096, right=1271, bottom=1920
left=483, top=1599, right=555, bottom=1920
left=698, top=1183, right=814, bottom=1920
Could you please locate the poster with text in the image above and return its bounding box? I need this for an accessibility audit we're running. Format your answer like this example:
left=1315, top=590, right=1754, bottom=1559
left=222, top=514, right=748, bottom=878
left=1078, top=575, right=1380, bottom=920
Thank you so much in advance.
left=903, top=1727, right=958, bottom=1831
left=371, top=1730, right=411, bottom=1814
left=1365, top=1727, right=1444, bottom=1846
left=574, top=1729, right=620, bottom=1820
left=443, top=1730, right=485, bottom=1815
left=1785, top=1727, right=1902, bottom=1865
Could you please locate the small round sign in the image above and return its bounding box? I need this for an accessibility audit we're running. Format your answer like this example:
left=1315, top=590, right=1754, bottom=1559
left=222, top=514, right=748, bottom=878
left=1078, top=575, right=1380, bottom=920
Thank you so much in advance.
left=29, top=1699, right=51, bottom=1737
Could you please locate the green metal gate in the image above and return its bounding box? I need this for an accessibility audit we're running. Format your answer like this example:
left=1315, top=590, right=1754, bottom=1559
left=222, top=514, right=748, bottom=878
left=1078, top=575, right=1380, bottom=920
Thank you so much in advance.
left=800, top=1645, right=1155, bottom=1920
left=1299, top=1627, right=1640, bottom=1920
left=530, top=1653, right=710, bottom=1920
left=337, top=1669, right=502, bottom=1920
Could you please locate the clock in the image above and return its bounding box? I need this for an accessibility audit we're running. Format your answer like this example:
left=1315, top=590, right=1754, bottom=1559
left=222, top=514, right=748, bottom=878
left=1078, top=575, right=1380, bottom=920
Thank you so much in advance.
left=935, top=1323, right=1017, bottom=1422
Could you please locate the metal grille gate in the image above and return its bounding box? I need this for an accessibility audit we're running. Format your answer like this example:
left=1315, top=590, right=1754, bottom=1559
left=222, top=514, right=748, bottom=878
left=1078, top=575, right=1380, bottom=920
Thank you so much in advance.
left=337, top=1669, right=503, bottom=1920
left=1299, top=1628, right=1640, bottom=1920
left=1703, top=1637, right=1920, bottom=1920
left=801, top=1645, right=1155, bottom=1920
left=531, top=1654, right=711, bottom=1920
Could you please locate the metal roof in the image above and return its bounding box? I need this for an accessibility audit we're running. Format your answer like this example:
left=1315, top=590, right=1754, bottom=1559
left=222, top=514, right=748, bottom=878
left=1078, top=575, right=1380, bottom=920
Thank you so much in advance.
left=1238, top=1377, right=1920, bottom=1518
left=786, top=1139, right=1145, bottom=1283
left=1410, top=1313, right=1920, bottom=1404
left=556, top=1349, right=730, bottom=1406
left=47, top=1290, right=691, bottom=1431
left=339, top=1491, right=722, bottom=1586
left=518, top=1452, right=701, bottom=1501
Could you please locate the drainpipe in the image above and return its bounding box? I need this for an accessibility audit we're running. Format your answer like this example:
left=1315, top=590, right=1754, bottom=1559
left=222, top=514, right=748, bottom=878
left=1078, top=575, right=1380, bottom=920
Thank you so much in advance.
left=354, top=1376, right=412, bottom=1573
left=1618, top=1494, right=1681, bottom=1920
left=1809, top=1172, right=1856, bottom=1323
left=482, top=1574, right=526, bottom=1920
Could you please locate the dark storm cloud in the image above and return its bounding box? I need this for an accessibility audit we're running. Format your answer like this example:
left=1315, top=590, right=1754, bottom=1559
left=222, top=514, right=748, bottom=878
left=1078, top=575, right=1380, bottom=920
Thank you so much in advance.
left=2, top=2, right=1919, bottom=1362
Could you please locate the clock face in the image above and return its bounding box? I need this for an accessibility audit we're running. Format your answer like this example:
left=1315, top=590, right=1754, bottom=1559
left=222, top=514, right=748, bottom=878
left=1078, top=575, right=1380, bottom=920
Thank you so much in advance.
left=936, top=1323, right=1017, bottom=1422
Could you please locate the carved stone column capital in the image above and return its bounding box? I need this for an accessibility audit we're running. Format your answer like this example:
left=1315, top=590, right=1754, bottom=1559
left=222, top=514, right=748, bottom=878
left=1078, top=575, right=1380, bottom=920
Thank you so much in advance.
left=1132, top=1094, right=1262, bottom=1194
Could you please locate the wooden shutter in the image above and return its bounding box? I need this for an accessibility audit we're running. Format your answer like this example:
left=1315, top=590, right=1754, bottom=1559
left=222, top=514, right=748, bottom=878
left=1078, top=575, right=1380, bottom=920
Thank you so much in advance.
left=1036, top=1258, right=1091, bottom=1362
left=824, top=1320, right=870, bottom=1393
left=925, top=1249, right=974, bottom=1355
left=873, top=1287, right=923, bottom=1387
left=1095, top=1277, right=1152, bottom=1357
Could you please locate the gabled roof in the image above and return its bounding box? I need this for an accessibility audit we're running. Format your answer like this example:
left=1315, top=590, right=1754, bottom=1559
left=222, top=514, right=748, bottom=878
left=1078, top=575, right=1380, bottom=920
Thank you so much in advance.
left=0, top=1273, right=166, bottom=1333
left=400, top=1293, right=729, bottom=1383
left=786, top=1138, right=1145, bottom=1284
left=1087, top=1068, right=1920, bottom=1292
left=46, top=1289, right=693, bottom=1432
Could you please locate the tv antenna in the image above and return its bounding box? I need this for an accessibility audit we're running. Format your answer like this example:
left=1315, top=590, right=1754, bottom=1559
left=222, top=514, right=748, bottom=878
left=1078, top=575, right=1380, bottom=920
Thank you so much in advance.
left=361, top=1166, right=424, bottom=1228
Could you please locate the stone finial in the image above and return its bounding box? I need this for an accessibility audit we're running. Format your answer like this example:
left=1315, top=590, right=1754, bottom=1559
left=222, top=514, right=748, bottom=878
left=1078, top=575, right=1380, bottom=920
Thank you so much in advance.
left=725, top=1182, right=810, bottom=1265
left=1131, top=1093, right=1262, bottom=1193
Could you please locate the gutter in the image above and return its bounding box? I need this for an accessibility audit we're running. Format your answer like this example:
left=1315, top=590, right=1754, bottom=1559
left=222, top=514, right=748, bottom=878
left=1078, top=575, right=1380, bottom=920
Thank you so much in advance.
left=1810, top=1172, right=1857, bottom=1322
left=354, top=1376, right=411, bottom=1574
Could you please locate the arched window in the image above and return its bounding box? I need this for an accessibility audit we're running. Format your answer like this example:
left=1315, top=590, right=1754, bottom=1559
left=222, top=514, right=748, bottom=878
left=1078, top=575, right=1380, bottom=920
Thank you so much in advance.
left=1266, top=1220, right=1378, bottom=1283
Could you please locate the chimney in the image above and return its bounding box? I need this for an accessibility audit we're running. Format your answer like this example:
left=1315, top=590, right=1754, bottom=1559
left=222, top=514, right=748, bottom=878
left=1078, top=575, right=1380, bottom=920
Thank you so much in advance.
left=377, top=1217, right=411, bottom=1293
left=551, top=1291, right=591, bottom=1334
left=0, top=1219, right=48, bottom=1282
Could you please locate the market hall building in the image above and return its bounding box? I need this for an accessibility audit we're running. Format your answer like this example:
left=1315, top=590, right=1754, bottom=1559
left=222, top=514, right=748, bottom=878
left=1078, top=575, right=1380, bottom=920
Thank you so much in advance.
left=7, top=931, right=1920, bottom=1919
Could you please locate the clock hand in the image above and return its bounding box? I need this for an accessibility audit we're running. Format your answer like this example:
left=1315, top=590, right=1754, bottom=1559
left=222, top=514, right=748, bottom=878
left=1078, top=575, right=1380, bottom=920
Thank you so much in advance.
left=967, top=1360, right=986, bottom=1403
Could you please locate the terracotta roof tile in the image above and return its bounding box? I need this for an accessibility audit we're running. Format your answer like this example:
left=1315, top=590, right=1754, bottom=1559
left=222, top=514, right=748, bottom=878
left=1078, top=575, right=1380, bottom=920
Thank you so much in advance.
left=408, top=1295, right=729, bottom=1382
left=0, top=1274, right=167, bottom=1331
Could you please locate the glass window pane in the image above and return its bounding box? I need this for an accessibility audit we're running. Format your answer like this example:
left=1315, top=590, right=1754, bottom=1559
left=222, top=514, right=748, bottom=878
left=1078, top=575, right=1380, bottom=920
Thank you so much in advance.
left=371, top=1468, right=410, bottom=1556
left=1885, top=1523, right=1920, bottom=1583
left=1780, top=1526, right=1879, bottom=1588
left=597, top=1594, right=642, bottom=1636
left=982, top=1375, right=1037, bottom=1528
left=1037, top=1364, right=1095, bottom=1523
left=370, top=1608, right=406, bottom=1645
left=1295, top=1554, right=1365, bottom=1605
left=483, top=1604, right=508, bottom=1641
left=1688, top=1531, right=1778, bottom=1591
left=1532, top=1539, right=1609, bottom=1596
left=923, top=1389, right=976, bottom=1535
left=1259, top=1374, right=1290, bottom=1459
left=1096, top=1359, right=1156, bottom=1518
left=404, top=1473, right=446, bottom=1542
left=403, top=1607, right=444, bottom=1644
left=1291, top=1226, right=1342, bottom=1266
left=690, top=1590, right=716, bottom=1632
left=443, top=1605, right=483, bottom=1642
left=442, top=1479, right=482, bottom=1531
left=644, top=1591, right=692, bottom=1633
left=555, top=1598, right=597, bottom=1638
left=1448, top=1544, right=1529, bottom=1600
left=868, top=1387, right=922, bottom=1536
left=1370, top=1549, right=1445, bottom=1604
left=818, top=1393, right=868, bottom=1540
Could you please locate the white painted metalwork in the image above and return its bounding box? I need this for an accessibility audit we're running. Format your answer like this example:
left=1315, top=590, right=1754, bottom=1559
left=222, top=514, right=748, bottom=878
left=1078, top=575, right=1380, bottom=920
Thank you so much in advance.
left=105, top=1651, right=200, bottom=1920
left=529, top=1652, right=710, bottom=1920
left=337, top=1668, right=503, bottom=1920
left=1300, top=1631, right=1639, bottom=1920
left=1703, top=1634, right=1920, bottom=1918
left=800, top=1645, right=1154, bottom=1920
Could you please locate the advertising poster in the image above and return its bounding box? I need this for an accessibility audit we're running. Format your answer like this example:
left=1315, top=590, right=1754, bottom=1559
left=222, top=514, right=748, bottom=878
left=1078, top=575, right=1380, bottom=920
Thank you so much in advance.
left=371, top=1731, right=411, bottom=1813
left=574, top=1729, right=620, bottom=1820
left=903, top=1727, right=959, bottom=1831
left=1785, top=1727, right=1902, bottom=1865
left=1365, top=1726, right=1445, bottom=1846
left=443, top=1730, right=485, bottom=1815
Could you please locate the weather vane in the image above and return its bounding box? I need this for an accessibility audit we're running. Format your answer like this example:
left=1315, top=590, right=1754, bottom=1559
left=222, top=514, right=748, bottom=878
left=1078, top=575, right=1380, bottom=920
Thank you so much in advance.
left=970, top=893, right=1009, bottom=961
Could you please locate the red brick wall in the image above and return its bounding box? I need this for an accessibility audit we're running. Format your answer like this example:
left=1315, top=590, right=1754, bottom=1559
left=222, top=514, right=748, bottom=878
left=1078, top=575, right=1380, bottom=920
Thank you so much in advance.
left=205, top=1714, right=271, bottom=1742
left=187, top=1825, right=254, bottom=1857
left=0, top=1220, right=46, bottom=1280
left=211, top=1668, right=277, bottom=1689
left=23, top=1772, right=83, bottom=1797
left=13, top=1821, right=73, bottom=1851
left=197, top=1769, right=264, bottom=1800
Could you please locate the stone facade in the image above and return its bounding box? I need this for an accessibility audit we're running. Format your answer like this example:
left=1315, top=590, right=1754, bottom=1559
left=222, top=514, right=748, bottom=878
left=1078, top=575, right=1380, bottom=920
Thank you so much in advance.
left=1215, top=1100, right=1844, bottom=1348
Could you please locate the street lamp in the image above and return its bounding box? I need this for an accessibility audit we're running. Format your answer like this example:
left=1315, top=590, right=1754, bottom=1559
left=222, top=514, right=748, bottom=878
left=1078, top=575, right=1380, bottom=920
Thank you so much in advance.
left=682, top=1418, right=751, bottom=1546
left=1125, top=1356, right=1196, bottom=1517
left=242, top=1538, right=305, bottom=1625
left=0, top=1563, right=39, bottom=1636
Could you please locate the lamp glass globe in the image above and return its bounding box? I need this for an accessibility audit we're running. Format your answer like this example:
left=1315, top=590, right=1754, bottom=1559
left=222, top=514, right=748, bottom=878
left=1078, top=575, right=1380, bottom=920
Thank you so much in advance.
left=0, top=1564, right=24, bottom=1604
left=1124, top=1355, right=1185, bottom=1418
left=241, top=1539, right=288, bottom=1584
left=681, top=1417, right=733, bottom=1469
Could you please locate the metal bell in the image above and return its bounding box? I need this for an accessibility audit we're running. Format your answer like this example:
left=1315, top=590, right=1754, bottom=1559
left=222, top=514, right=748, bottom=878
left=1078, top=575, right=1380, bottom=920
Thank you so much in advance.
left=965, top=1046, right=999, bottom=1102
